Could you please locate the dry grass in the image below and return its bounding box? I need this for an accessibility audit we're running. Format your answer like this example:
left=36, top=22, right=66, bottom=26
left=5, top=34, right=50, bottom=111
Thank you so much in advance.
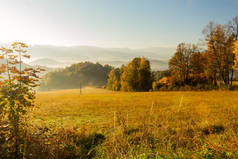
left=29, top=87, right=238, bottom=158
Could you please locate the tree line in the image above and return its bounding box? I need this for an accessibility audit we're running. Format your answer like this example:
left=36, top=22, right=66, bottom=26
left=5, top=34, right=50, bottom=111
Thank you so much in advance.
left=107, top=16, right=238, bottom=91
left=167, top=16, right=238, bottom=88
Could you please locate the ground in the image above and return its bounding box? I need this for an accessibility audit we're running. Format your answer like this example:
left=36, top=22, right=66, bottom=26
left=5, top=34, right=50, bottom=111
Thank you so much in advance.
left=30, top=87, right=238, bottom=158
left=33, top=87, right=238, bottom=128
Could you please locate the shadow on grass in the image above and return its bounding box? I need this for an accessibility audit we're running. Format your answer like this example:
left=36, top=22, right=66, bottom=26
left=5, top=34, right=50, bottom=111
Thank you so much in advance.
left=202, top=124, right=225, bottom=135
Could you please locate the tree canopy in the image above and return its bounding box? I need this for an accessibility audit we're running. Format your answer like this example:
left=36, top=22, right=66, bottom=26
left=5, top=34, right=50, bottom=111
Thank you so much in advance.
left=113, top=57, right=152, bottom=92
left=40, top=62, right=115, bottom=90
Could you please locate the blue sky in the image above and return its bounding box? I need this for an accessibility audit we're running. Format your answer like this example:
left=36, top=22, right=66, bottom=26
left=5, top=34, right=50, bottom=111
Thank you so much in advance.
left=0, top=0, right=237, bottom=48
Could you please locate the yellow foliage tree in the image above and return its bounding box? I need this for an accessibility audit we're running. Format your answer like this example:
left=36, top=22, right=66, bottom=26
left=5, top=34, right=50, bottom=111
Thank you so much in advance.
left=159, top=77, right=169, bottom=85
left=107, top=69, right=120, bottom=91
left=234, top=40, right=238, bottom=68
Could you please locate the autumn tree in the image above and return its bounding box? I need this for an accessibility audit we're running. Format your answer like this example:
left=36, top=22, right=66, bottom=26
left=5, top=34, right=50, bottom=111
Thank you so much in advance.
left=203, top=22, right=235, bottom=86
left=230, top=16, right=238, bottom=41
left=229, top=16, right=238, bottom=85
left=126, top=57, right=141, bottom=91
left=169, top=43, right=199, bottom=85
left=107, top=69, right=120, bottom=91
left=138, top=56, right=152, bottom=91
left=190, top=52, right=208, bottom=85
left=120, top=57, right=152, bottom=92
left=120, top=65, right=128, bottom=91
left=0, top=42, right=44, bottom=158
left=201, top=51, right=218, bottom=85
left=233, top=40, right=238, bottom=68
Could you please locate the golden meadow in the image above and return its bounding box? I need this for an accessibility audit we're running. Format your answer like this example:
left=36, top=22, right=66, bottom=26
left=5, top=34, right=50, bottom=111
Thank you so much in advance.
left=25, top=87, right=238, bottom=158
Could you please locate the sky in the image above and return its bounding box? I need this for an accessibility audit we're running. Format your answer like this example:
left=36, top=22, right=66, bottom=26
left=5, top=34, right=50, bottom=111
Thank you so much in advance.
left=0, top=0, right=237, bottom=48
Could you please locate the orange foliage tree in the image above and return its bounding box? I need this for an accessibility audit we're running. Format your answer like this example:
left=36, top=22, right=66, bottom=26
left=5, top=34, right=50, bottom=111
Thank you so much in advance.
left=0, top=42, right=44, bottom=158
left=233, top=40, right=238, bottom=69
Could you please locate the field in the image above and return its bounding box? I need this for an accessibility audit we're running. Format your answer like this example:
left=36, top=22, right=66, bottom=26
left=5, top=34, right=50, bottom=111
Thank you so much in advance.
left=30, top=88, right=238, bottom=158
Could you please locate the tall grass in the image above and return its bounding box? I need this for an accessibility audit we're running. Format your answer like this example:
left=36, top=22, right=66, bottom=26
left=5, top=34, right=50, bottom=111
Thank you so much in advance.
left=1, top=87, right=238, bottom=158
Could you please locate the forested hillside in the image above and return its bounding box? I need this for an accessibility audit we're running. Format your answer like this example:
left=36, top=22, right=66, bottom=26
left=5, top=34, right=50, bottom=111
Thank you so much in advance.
left=39, top=62, right=116, bottom=90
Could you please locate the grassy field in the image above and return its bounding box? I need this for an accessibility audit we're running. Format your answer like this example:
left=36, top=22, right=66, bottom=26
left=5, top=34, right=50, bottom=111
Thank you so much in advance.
left=30, top=87, right=238, bottom=158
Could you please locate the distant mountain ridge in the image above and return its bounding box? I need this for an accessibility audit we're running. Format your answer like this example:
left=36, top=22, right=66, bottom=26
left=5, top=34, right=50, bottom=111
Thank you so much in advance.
left=28, top=45, right=175, bottom=70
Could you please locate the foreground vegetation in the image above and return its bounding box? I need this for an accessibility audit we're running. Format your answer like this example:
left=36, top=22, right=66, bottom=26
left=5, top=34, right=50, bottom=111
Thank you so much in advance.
left=3, top=88, right=234, bottom=158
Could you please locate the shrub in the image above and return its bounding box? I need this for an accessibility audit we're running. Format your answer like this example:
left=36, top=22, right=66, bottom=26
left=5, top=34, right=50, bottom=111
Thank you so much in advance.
left=0, top=42, right=44, bottom=158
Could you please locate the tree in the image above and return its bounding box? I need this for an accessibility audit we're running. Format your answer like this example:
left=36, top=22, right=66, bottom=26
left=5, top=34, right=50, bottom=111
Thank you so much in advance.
left=169, top=43, right=198, bottom=85
left=120, top=57, right=152, bottom=92
left=126, top=58, right=141, bottom=91
left=138, top=56, right=152, bottom=91
left=152, top=70, right=169, bottom=82
left=0, top=42, right=44, bottom=158
left=230, top=16, right=238, bottom=41
left=120, top=65, right=128, bottom=91
left=229, top=16, right=238, bottom=85
left=190, top=52, right=208, bottom=85
left=107, top=69, right=120, bottom=91
left=152, top=81, right=159, bottom=91
left=233, top=40, right=238, bottom=69
left=200, top=51, right=218, bottom=85
left=203, top=22, right=234, bottom=86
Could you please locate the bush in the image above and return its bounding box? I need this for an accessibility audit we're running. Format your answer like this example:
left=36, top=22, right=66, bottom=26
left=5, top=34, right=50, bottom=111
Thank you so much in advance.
left=0, top=126, right=105, bottom=159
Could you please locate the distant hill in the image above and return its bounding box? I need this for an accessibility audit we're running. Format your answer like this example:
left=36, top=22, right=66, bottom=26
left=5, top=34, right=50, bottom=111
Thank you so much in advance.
left=39, top=62, right=115, bottom=90
left=28, top=45, right=175, bottom=70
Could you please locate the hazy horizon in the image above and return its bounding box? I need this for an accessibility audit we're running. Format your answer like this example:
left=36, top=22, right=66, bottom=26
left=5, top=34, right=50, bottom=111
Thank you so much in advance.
left=23, top=44, right=174, bottom=70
